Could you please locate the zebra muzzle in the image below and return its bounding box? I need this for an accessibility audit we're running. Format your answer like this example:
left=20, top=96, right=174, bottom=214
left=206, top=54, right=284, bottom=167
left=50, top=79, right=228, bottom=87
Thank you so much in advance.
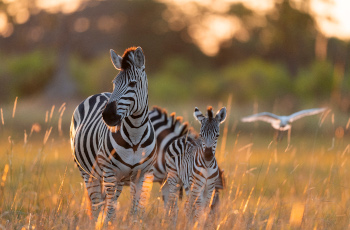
left=102, top=102, right=122, bottom=126
left=204, top=147, right=214, bottom=162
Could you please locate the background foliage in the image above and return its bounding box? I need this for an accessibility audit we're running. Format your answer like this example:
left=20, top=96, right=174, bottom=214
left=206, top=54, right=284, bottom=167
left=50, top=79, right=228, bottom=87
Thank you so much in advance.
left=0, top=0, right=348, bottom=113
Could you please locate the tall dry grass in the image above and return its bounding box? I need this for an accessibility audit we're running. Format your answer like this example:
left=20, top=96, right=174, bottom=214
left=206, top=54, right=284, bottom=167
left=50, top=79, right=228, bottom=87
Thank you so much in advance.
left=0, top=98, right=349, bottom=229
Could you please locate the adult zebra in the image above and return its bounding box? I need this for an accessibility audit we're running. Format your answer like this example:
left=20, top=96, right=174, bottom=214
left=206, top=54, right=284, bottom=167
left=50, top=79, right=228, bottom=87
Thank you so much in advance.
left=70, top=47, right=156, bottom=221
left=165, top=106, right=226, bottom=227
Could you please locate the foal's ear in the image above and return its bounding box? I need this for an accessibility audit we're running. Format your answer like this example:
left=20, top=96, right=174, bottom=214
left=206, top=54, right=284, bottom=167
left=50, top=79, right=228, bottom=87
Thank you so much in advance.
left=110, top=49, right=122, bottom=70
left=215, top=107, right=227, bottom=124
left=134, top=47, right=145, bottom=68
left=194, top=107, right=205, bottom=123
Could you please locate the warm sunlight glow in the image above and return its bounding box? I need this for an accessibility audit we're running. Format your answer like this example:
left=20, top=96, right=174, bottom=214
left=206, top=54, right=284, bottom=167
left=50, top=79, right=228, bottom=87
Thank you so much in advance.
left=1, top=0, right=349, bottom=43
left=0, top=13, right=7, bottom=32
left=15, top=8, right=30, bottom=24
left=36, top=0, right=82, bottom=14
left=188, top=15, right=241, bottom=56
left=74, top=17, right=90, bottom=33
left=160, top=0, right=350, bottom=56
left=0, top=12, right=13, bottom=38
left=230, top=0, right=275, bottom=13
left=160, top=0, right=251, bottom=56
left=311, top=0, right=350, bottom=40
left=289, top=202, right=305, bottom=227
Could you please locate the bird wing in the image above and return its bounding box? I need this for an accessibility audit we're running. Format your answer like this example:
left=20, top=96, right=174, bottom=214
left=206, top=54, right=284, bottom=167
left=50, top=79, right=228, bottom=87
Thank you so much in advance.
left=241, top=112, right=280, bottom=124
left=288, top=108, right=326, bottom=123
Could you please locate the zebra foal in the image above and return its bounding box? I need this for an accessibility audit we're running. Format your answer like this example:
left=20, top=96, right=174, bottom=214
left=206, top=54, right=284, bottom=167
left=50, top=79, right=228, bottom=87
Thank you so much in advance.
left=70, top=46, right=156, bottom=221
left=164, top=106, right=226, bottom=227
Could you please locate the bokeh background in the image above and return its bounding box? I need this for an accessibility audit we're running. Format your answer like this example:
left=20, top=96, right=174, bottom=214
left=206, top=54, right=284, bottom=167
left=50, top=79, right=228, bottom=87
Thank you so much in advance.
left=0, top=0, right=349, bottom=112
left=0, top=1, right=350, bottom=229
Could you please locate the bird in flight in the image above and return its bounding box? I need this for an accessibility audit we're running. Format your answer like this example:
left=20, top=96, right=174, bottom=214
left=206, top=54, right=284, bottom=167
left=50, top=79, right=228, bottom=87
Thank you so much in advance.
left=241, top=108, right=327, bottom=131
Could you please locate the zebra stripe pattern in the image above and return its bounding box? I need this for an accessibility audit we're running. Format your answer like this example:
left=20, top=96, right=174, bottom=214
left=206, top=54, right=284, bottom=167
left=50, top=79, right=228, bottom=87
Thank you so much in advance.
left=165, top=106, right=226, bottom=226
left=149, top=106, right=195, bottom=182
left=149, top=106, right=198, bottom=203
left=70, top=47, right=156, bottom=221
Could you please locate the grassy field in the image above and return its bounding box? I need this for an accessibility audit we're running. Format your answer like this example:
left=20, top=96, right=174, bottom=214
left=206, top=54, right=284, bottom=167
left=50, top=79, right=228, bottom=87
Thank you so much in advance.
left=0, top=99, right=349, bottom=229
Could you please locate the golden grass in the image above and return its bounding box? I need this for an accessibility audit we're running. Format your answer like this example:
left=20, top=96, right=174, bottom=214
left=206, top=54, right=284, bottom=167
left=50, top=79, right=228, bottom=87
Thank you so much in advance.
left=0, top=100, right=349, bottom=229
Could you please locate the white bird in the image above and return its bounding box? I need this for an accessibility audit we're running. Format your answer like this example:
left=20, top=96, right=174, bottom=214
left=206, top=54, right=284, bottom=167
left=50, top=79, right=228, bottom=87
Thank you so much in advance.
left=241, top=108, right=327, bottom=131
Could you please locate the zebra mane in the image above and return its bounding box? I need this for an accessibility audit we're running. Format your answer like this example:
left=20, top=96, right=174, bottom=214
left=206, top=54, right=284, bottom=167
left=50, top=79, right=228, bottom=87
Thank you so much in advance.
left=168, top=112, right=199, bottom=139
left=150, top=106, right=198, bottom=139
left=121, top=46, right=138, bottom=69
left=170, top=112, right=183, bottom=124
left=151, top=105, right=168, bottom=118
left=207, top=106, right=214, bottom=119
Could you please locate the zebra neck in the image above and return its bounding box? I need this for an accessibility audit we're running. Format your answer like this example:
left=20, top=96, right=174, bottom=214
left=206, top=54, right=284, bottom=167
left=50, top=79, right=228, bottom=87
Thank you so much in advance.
left=121, top=106, right=150, bottom=145
left=129, top=101, right=149, bottom=127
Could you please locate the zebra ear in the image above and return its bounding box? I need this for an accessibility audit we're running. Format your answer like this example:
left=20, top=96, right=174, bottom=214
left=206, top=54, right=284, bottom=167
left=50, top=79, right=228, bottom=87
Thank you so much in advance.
left=110, top=49, right=122, bottom=70
left=194, top=107, right=205, bottom=123
left=134, top=47, right=145, bottom=68
left=215, top=107, right=227, bottom=124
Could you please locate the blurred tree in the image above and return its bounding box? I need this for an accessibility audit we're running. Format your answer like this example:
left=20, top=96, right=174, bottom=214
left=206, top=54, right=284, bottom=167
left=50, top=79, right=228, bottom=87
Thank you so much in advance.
left=43, top=14, right=78, bottom=100
left=0, top=1, right=199, bottom=102
left=0, top=0, right=349, bottom=107
left=0, top=0, right=85, bottom=100
left=263, top=0, right=317, bottom=74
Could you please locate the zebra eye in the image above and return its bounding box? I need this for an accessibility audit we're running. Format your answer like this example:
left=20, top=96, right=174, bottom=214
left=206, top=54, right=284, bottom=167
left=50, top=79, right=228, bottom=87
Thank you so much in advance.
left=129, top=81, right=137, bottom=87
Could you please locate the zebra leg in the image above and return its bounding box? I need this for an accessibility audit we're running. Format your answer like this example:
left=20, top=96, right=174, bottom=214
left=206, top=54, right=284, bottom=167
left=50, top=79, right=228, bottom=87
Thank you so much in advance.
left=103, top=173, right=117, bottom=221
left=186, top=186, right=206, bottom=228
left=113, top=182, right=123, bottom=218
left=193, top=196, right=204, bottom=227
left=98, top=155, right=124, bottom=223
left=185, top=187, right=200, bottom=223
left=164, top=171, right=181, bottom=227
left=161, top=180, right=169, bottom=208
left=183, top=193, right=198, bottom=228
left=209, top=189, right=220, bottom=223
left=161, top=182, right=183, bottom=208
left=80, top=170, right=104, bottom=220
left=130, top=170, right=154, bottom=220
left=103, top=173, right=124, bottom=222
left=130, top=180, right=137, bottom=218
left=97, top=152, right=124, bottom=222
left=205, top=189, right=219, bottom=228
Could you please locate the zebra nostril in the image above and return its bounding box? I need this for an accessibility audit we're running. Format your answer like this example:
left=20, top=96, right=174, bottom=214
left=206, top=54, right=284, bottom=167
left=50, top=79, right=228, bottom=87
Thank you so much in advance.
left=129, top=81, right=137, bottom=87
